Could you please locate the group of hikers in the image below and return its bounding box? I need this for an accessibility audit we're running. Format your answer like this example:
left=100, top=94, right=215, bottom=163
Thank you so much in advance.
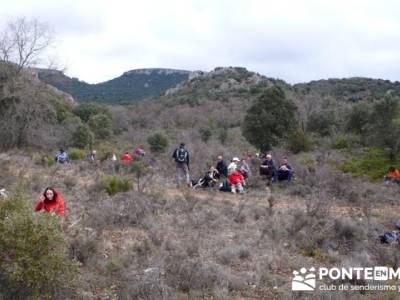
left=54, top=146, right=147, bottom=165
left=172, top=143, right=294, bottom=194
left=29, top=142, right=400, bottom=218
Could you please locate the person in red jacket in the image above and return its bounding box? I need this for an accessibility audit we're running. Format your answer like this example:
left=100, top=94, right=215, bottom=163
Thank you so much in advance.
left=121, top=152, right=133, bottom=164
left=228, top=170, right=245, bottom=194
left=35, top=187, right=65, bottom=217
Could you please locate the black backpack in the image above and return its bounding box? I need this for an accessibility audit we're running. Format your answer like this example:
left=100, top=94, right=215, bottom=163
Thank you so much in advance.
left=176, top=148, right=187, bottom=163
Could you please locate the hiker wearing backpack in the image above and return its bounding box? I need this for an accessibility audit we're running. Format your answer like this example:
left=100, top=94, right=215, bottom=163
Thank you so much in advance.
left=35, top=187, right=65, bottom=217
left=172, top=143, right=190, bottom=187
left=216, top=155, right=228, bottom=179
left=55, top=149, right=69, bottom=164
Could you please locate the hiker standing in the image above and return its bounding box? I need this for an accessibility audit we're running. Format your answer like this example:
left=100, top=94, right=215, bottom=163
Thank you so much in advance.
left=216, top=155, right=228, bottom=179
left=87, top=150, right=97, bottom=163
left=172, top=143, right=190, bottom=187
left=111, top=152, right=117, bottom=173
left=35, top=187, right=65, bottom=217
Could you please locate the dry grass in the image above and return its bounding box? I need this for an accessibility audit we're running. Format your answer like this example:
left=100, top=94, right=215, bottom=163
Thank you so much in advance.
left=0, top=148, right=399, bottom=299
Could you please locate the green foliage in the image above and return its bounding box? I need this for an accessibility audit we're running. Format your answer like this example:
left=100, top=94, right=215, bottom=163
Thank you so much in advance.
left=39, top=70, right=189, bottom=104
left=68, top=148, right=87, bottom=160
left=72, top=124, right=93, bottom=149
left=287, top=129, right=312, bottom=153
left=36, top=155, right=55, bottom=167
left=297, top=153, right=316, bottom=168
left=346, top=101, right=372, bottom=134
left=242, top=86, right=297, bottom=151
left=73, top=103, right=112, bottom=123
left=147, top=132, right=169, bottom=153
left=199, top=127, right=212, bottom=142
left=88, top=113, right=113, bottom=139
left=331, top=135, right=348, bottom=149
left=0, top=187, right=77, bottom=298
left=340, top=148, right=400, bottom=180
left=307, top=109, right=339, bottom=136
left=368, top=96, right=400, bottom=161
left=101, top=175, right=133, bottom=196
left=49, top=98, right=73, bottom=123
left=95, top=141, right=117, bottom=161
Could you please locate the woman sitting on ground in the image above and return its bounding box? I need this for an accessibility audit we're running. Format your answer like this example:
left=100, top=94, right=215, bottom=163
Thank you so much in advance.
left=228, top=169, right=245, bottom=194
left=193, top=166, right=219, bottom=188
left=34, top=187, right=65, bottom=217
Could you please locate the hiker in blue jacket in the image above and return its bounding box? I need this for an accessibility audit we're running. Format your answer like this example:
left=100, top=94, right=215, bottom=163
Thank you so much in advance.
left=55, top=149, right=69, bottom=164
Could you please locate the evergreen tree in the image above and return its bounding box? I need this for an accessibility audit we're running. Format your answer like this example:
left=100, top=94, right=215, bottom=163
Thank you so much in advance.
left=242, top=86, right=297, bottom=151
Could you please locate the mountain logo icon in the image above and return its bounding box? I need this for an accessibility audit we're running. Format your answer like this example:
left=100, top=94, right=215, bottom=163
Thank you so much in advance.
left=292, top=267, right=316, bottom=291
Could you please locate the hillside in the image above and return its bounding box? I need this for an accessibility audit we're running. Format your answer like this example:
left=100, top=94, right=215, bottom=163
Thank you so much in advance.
left=1, top=65, right=400, bottom=299
left=36, top=68, right=191, bottom=103
left=0, top=63, right=78, bottom=150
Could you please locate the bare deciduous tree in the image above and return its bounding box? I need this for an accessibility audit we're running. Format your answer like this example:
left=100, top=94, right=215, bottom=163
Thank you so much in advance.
left=0, top=17, right=54, bottom=71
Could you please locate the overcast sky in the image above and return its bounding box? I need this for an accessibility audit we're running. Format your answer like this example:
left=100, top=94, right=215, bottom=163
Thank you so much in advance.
left=2, top=0, right=400, bottom=84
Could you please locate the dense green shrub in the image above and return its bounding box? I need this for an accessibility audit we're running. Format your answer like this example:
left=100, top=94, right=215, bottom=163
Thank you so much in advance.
left=147, top=132, right=169, bottom=153
left=101, top=176, right=133, bottom=196
left=340, top=148, right=400, bottom=180
left=368, top=96, right=400, bottom=161
left=331, top=135, right=350, bottom=149
left=68, top=148, right=87, bottom=160
left=72, top=124, right=94, bottom=149
left=73, top=103, right=112, bottom=122
left=0, top=187, right=78, bottom=298
left=88, top=113, right=113, bottom=139
left=307, top=109, right=339, bottom=136
left=287, top=129, right=312, bottom=153
left=346, top=101, right=372, bottom=134
left=242, top=86, right=297, bottom=151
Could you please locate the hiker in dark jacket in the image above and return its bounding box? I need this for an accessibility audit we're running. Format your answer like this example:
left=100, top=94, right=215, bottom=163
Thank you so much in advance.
left=277, top=158, right=294, bottom=182
left=172, top=143, right=190, bottom=187
left=259, top=154, right=277, bottom=184
left=216, top=155, right=228, bottom=179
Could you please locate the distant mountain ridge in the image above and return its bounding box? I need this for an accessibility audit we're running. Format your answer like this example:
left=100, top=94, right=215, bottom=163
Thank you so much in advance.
left=35, top=68, right=192, bottom=103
